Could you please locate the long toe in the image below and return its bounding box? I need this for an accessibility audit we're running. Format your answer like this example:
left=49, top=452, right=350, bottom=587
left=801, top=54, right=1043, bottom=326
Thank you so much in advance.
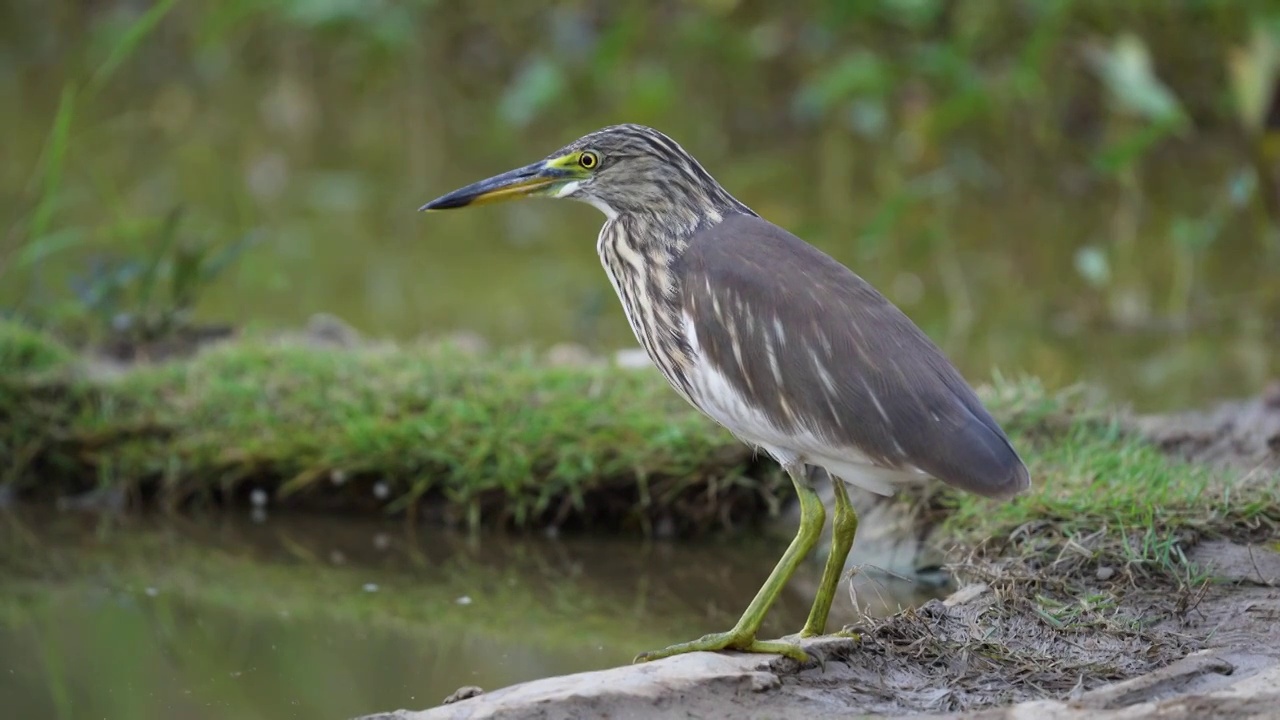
left=633, top=632, right=809, bottom=664
left=745, top=639, right=810, bottom=663
left=633, top=631, right=739, bottom=663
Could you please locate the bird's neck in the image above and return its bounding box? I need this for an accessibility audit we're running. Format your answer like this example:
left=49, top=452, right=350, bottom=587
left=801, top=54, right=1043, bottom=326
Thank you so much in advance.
left=616, top=211, right=703, bottom=254
left=613, top=196, right=757, bottom=253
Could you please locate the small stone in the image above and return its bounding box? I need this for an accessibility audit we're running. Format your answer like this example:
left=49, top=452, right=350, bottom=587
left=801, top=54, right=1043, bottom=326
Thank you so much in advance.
left=748, top=671, right=781, bottom=693
left=1263, top=380, right=1280, bottom=409
left=330, top=470, right=348, bottom=486
left=917, top=598, right=948, bottom=618
left=943, top=582, right=989, bottom=607
left=437, top=331, right=488, bottom=356
left=653, top=515, right=676, bottom=540
left=373, top=482, right=390, bottom=500
left=613, top=348, right=652, bottom=370
left=305, top=313, right=362, bottom=348
left=1096, top=566, right=1115, bottom=580
left=362, top=583, right=379, bottom=593
left=249, top=488, right=269, bottom=508
left=456, top=595, right=473, bottom=606
left=545, top=342, right=596, bottom=367
left=442, top=686, right=484, bottom=704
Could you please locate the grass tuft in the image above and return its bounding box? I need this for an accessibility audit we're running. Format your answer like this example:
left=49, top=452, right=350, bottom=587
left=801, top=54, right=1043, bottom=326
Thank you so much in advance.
left=0, top=321, right=76, bottom=374
left=928, top=378, right=1280, bottom=629
left=2, top=320, right=1276, bottom=555
left=0, top=322, right=784, bottom=535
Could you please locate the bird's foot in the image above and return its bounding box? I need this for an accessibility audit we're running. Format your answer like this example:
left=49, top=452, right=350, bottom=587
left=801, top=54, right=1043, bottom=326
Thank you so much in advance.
left=633, top=631, right=809, bottom=664
left=797, top=626, right=860, bottom=640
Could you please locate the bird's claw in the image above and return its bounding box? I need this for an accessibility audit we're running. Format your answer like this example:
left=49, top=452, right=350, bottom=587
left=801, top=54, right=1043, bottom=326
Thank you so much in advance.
left=633, top=631, right=810, bottom=664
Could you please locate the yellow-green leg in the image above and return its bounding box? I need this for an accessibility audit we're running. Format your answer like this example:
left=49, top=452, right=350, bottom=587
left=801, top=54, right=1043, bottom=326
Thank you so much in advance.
left=634, top=464, right=826, bottom=664
left=800, top=476, right=859, bottom=637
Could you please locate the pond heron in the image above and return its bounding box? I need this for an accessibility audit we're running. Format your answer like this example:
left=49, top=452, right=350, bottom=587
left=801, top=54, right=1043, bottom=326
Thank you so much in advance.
left=421, top=124, right=1029, bottom=663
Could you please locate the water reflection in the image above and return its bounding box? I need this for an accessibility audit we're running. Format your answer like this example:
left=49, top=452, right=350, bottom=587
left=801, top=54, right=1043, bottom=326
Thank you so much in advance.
left=0, top=509, right=942, bottom=719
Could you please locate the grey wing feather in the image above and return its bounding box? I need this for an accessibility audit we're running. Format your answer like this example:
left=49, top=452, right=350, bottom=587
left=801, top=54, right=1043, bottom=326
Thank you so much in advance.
left=678, top=214, right=1029, bottom=500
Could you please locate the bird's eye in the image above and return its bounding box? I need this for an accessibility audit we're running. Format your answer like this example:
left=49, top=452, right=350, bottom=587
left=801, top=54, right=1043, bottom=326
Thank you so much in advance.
left=579, top=151, right=599, bottom=169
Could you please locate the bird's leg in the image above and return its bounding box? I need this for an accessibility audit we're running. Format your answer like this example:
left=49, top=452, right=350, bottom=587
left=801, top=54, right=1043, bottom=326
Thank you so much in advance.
left=800, top=475, right=859, bottom=637
left=633, top=464, right=826, bottom=664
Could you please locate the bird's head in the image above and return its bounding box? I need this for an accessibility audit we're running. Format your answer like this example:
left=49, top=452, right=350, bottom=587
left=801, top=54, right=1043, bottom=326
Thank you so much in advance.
left=420, top=124, right=746, bottom=225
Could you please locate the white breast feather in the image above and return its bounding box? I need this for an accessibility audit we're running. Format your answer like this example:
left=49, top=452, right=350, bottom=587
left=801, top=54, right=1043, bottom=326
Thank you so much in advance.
left=680, top=311, right=925, bottom=496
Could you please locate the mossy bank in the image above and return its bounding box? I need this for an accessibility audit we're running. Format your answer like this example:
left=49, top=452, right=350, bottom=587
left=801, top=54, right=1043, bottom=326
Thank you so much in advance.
left=1, top=319, right=789, bottom=535
left=3, top=316, right=1276, bottom=574
left=3, top=319, right=1277, bottom=540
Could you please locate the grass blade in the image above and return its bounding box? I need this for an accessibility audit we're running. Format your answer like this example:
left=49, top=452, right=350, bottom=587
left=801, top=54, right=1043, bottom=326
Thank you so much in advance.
left=85, top=0, right=182, bottom=98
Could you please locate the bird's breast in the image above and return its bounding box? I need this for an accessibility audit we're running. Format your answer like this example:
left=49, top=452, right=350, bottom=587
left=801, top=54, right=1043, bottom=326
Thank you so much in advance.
left=596, top=221, right=697, bottom=399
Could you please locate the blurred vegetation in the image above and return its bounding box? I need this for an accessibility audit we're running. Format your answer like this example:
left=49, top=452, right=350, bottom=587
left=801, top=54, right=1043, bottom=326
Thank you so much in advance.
left=2, top=0, right=1280, bottom=409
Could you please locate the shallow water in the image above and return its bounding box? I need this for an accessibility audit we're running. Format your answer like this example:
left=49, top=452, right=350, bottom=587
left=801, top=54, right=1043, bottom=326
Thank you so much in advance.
left=0, top=509, right=940, bottom=719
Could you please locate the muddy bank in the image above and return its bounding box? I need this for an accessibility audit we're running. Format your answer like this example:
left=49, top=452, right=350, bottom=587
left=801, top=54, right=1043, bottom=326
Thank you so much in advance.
left=350, top=388, right=1280, bottom=720
left=360, top=541, right=1280, bottom=720
left=1128, top=383, right=1280, bottom=475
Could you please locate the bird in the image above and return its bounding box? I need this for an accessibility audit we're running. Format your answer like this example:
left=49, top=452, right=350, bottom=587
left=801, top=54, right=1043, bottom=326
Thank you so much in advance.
left=420, top=124, right=1030, bottom=664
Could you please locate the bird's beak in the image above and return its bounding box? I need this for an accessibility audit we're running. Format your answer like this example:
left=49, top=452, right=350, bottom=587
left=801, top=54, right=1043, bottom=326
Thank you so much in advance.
left=419, top=160, right=567, bottom=211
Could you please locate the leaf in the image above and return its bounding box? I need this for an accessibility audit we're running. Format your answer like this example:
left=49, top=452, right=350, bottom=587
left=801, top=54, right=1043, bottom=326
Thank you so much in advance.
left=1074, top=246, right=1111, bottom=288
left=1085, top=34, right=1187, bottom=126
left=1228, top=19, right=1280, bottom=131
left=1227, top=167, right=1258, bottom=208
left=792, top=51, right=891, bottom=120
left=86, top=0, right=182, bottom=98
left=26, top=85, right=77, bottom=245
left=137, top=207, right=185, bottom=312
left=1171, top=213, right=1223, bottom=253
left=1091, top=120, right=1179, bottom=174
left=198, top=231, right=262, bottom=283
left=16, top=227, right=86, bottom=269
left=878, top=0, right=945, bottom=30
left=499, top=57, right=567, bottom=129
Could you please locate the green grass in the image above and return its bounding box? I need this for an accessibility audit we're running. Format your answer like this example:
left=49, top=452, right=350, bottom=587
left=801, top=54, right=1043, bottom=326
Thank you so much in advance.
left=0, top=322, right=77, bottom=374
left=936, top=379, right=1279, bottom=599
left=0, top=321, right=779, bottom=535
left=2, top=320, right=1276, bottom=565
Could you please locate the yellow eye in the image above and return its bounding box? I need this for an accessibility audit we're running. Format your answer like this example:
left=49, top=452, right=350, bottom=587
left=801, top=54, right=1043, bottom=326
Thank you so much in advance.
left=579, top=151, right=599, bottom=169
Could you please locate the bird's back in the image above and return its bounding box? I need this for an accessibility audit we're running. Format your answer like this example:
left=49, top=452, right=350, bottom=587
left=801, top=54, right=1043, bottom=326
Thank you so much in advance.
left=675, top=213, right=1029, bottom=500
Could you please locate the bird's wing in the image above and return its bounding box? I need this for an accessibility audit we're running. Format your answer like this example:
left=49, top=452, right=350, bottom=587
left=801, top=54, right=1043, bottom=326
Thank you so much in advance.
left=677, top=213, right=1028, bottom=499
